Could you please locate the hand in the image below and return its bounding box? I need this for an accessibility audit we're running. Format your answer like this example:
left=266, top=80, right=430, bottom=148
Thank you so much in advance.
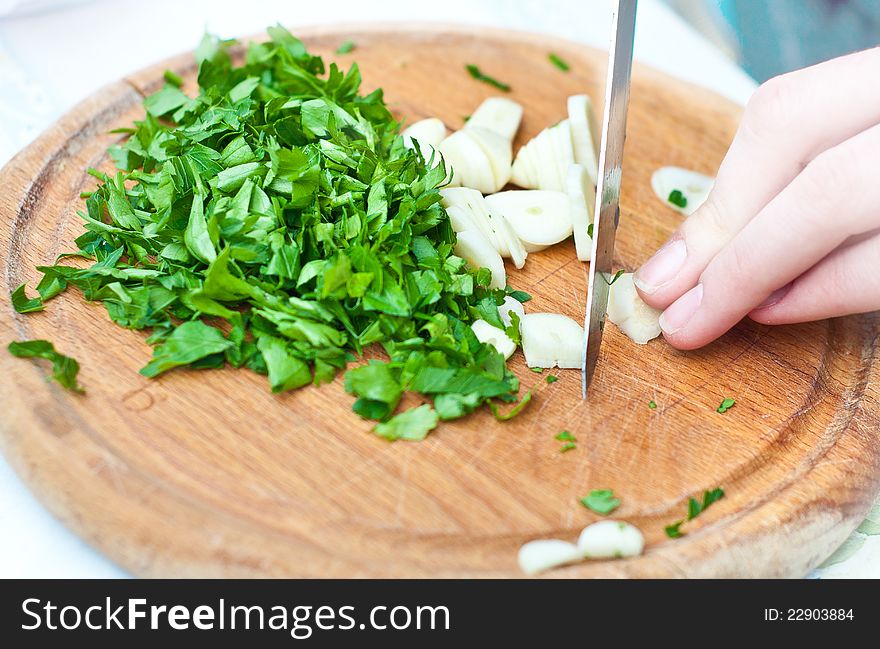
left=633, top=47, right=880, bottom=350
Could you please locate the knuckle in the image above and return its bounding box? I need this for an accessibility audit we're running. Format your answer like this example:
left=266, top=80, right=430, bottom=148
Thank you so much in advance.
left=683, top=198, right=732, bottom=249
left=797, top=149, right=859, bottom=228
left=741, top=74, right=799, bottom=142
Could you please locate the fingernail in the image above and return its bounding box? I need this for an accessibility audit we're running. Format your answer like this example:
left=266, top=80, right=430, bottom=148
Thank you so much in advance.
left=659, top=284, right=703, bottom=334
left=754, top=284, right=791, bottom=310
left=634, top=239, right=687, bottom=294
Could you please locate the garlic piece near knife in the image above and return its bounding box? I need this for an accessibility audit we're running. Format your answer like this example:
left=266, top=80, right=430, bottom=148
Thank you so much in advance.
left=606, top=272, right=662, bottom=344
left=651, top=166, right=714, bottom=215
left=465, top=97, right=523, bottom=141
left=520, top=313, right=584, bottom=369
left=566, top=163, right=595, bottom=261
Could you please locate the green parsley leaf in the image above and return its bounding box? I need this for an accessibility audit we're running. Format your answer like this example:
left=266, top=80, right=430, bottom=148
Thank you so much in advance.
left=555, top=430, right=576, bottom=442
left=667, top=189, right=688, bottom=208
left=10, top=284, right=44, bottom=313
left=465, top=64, right=511, bottom=91
left=559, top=442, right=577, bottom=453
left=8, top=339, right=84, bottom=393
left=648, top=400, right=657, bottom=409
left=507, top=289, right=532, bottom=303
left=545, top=374, right=558, bottom=384
left=665, top=521, right=684, bottom=538
left=548, top=53, right=570, bottom=71
left=666, top=487, right=725, bottom=537
left=580, top=489, right=621, bottom=515
left=336, top=40, right=356, bottom=54
left=587, top=223, right=594, bottom=238
left=139, top=321, right=233, bottom=378
left=373, top=404, right=439, bottom=441
left=716, top=397, right=736, bottom=413
left=530, top=367, right=544, bottom=373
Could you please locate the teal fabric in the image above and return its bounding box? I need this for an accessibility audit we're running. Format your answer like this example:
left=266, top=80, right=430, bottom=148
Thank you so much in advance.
left=714, top=0, right=880, bottom=80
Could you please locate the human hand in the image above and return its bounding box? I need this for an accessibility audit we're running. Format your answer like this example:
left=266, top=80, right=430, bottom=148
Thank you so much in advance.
left=633, top=47, right=880, bottom=350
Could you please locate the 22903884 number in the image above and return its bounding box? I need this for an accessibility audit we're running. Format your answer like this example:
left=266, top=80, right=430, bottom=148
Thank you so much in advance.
left=765, top=609, right=854, bottom=621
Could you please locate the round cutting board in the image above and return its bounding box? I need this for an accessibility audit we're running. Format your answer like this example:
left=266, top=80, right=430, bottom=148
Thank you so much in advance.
left=2, top=24, right=879, bottom=578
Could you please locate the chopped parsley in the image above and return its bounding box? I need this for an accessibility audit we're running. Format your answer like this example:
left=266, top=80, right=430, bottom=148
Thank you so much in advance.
left=548, top=53, right=570, bottom=72
left=465, top=64, right=511, bottom=92
left=335, top=40, right=356, bottom=54
left=8, top=27, right=530, bottom=441
left=530, top=367, right=545, bottom=373
left=488, top=390, right=533, bottom=421
left=667, top=189, right=688, bottom=208
left=11, top=284, right=44, bottom=313
left=7, top=340, right=84, bottom=393
left=580, top=489, right=620, bottom=515
left=665, top=487, right=725, bottom=538
left=648, top=400, right=657, bottom=410
left=604, top=269, right=626, bottom=286
left=556, top=430, right=576, bottom=452
left=545, top=374, right=558, bottom=384
left=587, top=223, right=594, bottom=238
left=716, top=397, right=736, bottom=413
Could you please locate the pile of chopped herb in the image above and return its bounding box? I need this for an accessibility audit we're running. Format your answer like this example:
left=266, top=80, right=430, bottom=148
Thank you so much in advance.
left=10, top=26, right=528, bottom=438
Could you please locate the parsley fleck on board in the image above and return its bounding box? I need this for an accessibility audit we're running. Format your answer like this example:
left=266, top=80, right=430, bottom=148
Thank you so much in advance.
left=548, top=53, right=570, bottom=72
left=664, top=487, right=725, bottom=538
left=580, top=489, right=620, bottom=515
left=8, top=27, right=532, bottom=440
left=717, top=397, right=736, bottom=413
left=465, top=64, right=511, bottom=91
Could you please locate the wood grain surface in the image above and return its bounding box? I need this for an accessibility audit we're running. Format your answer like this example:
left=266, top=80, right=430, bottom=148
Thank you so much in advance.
left=2, top=24, right=879, bottom=578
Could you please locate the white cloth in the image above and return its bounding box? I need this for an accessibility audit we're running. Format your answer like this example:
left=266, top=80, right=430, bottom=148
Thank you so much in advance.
left=0, top=0, right=871, bottom=579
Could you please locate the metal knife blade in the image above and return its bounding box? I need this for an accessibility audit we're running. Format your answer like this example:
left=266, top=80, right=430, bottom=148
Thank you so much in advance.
left=582, top=0, right=638, bottom=397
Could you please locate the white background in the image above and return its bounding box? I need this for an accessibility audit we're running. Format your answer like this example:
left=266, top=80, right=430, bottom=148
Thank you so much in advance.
left=0, top=0, right=875, bottom=578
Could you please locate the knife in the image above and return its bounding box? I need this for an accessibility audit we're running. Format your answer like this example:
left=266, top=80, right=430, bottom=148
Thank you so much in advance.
left=582, top=0, right=638, bottom=397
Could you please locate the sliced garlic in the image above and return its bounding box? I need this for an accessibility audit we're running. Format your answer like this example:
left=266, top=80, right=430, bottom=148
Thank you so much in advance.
left=442, top=188, right=526, bottom=268
left=499, top=296, right=525, bottom=328
left=651, top=166, right=714, bottom=215
left=567, top=94, right=599, bottom=185
left=465, top=97, right=523, bottom=142
left=438, top=130, right=496, bottom=193
left=517, top=539, right=583, bottom=575
left=511, top=120, right=572, bottom=192
left=441, top=188, right=501, bottom=250
left=520, top=313, right=584, bottom=369
left=454, top=230, right=506, bottom=290
left=471, top=319, right=516, bottom=359
left=577, top=520, right=645, bottom=559
left=489, top=207, right=528, bottom=269
left=566, top=163, right=595, bottom=262
left=466, top=126, right=512, bottom=190
left=606, top=272, right=661, bottom=344
left=485, top=190, right=572, bottom=252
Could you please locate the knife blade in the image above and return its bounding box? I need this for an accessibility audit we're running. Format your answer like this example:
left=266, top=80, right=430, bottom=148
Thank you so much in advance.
left=582, top=0, right=638, bottom=397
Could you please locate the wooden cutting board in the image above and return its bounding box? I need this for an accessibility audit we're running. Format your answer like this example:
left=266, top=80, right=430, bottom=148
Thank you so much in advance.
left=2, top=24, right=879, bottom=578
